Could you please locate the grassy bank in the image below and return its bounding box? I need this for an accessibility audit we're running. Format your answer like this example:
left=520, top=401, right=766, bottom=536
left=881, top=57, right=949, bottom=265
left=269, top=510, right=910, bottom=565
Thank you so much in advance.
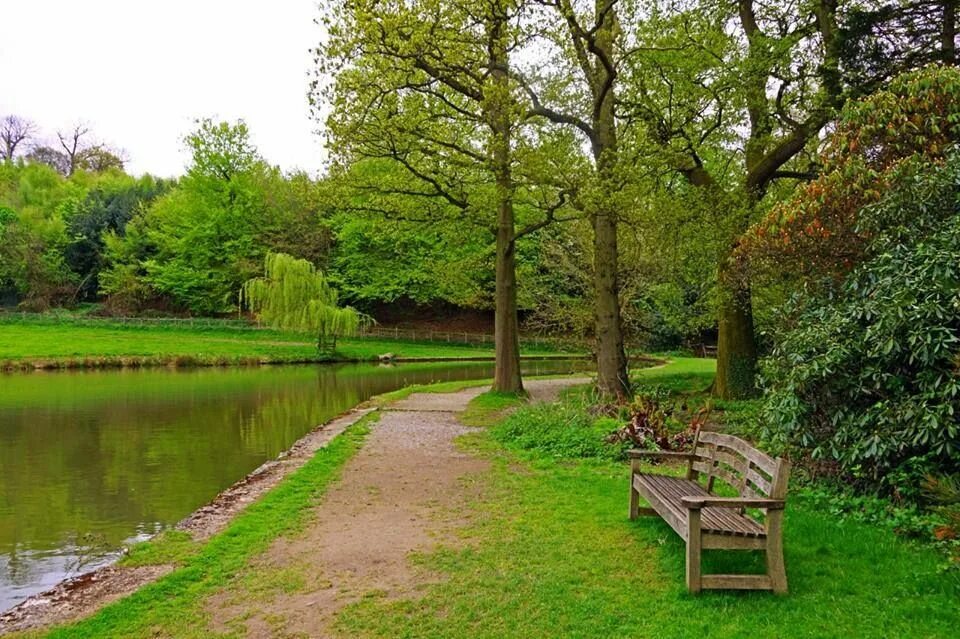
left=14, top=414, right=375, bottom=639
left=333, top=360, right=960, bottom=639
left=0, top=321, right=578, bottom=370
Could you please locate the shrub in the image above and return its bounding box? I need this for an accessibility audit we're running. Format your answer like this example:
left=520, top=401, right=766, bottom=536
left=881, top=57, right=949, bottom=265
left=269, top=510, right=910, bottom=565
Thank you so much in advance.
left=760, top=152, right=960, bottom=494
left=491, top=401, right=621, bottom=460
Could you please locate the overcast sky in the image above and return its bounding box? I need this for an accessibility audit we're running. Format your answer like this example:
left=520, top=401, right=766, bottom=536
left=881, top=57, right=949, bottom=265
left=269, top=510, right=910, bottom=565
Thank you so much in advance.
left=0, top=1, right=327, bottom=177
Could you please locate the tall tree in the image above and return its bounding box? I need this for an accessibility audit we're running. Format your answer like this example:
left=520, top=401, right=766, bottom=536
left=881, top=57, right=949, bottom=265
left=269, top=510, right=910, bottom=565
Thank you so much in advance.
left=57, top=124, right=93, bottom=176
left=319, top=0, right=569, bottom=393
left=0, top=115, right=35, bottom=161
left=515, top=0, right=633, bottom=399
left=620, top=0, right=846, bottom=398
left=623, top=0, right=959, bottom=399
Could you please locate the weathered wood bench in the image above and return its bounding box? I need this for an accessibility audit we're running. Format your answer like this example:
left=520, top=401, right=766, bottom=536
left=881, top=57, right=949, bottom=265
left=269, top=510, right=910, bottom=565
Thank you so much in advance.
left=629, top=428, right=791, bottom=594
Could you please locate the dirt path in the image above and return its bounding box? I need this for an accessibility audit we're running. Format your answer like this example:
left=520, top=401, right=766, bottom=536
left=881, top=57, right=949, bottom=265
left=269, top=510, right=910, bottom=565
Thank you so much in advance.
left=206, top=377, right=587, bottom=638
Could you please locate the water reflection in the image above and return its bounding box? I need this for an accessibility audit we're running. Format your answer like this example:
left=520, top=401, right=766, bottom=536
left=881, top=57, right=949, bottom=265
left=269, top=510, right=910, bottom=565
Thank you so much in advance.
left=0, top=359, right=589, bottom=611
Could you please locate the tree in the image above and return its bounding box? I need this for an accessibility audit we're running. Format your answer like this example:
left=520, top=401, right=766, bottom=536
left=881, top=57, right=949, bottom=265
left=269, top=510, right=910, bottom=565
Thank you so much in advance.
left=617, top=0, right=852, bottom=399
left=117, top=120, right=267, bottom=314
left=319, top=0, right=570, bottom=393
left=241, top=252, right=367, bottom=352
left=744, top=65, right=960, bottom=286
left=0, top=115, right=36, bottom=161
left=25, top=145, right=70, bottom=176
left=79, top=146, right=126, bottom=173
left=57, top=124, right=93, bottom=176
left=514, top=0, right=633, bottom=399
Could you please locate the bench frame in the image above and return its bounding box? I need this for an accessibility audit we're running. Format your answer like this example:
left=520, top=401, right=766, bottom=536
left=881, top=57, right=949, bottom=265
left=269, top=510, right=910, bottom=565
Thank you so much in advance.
left=629, top=427, right=791, bottom=594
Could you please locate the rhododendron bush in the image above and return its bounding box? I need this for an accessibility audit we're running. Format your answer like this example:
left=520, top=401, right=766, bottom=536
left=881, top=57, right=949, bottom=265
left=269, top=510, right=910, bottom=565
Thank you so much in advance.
left=744, top=65, right=960, bottom=283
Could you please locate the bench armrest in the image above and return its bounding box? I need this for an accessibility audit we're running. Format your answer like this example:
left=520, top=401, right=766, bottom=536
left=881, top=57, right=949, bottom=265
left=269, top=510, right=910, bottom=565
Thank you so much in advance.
left=627, top=450, right=695, bottom=460
left=680, top=496, right=786, bottom=510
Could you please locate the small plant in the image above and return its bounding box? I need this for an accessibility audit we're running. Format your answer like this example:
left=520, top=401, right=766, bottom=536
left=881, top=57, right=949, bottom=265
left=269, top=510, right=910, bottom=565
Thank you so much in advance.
left=605, top=393, right=706, bottom=453
left=924, top=475, right=960, bottom=571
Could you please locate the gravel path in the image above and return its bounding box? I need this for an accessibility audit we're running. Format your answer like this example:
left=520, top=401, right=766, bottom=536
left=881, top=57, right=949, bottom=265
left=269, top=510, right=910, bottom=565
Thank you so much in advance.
left=206, top=377, right=588, bottom=638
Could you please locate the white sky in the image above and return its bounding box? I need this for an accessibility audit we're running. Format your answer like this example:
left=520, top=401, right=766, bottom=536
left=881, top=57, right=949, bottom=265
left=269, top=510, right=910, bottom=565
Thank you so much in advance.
left=0, top=1, right=328, bottom=177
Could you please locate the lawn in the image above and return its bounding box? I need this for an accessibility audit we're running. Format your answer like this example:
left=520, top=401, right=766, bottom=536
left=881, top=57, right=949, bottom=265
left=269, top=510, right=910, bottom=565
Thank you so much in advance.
left=0, top=321, right=575, bottom=367
left=20, top=359, right=959, bottom=638
left=333, top=360, right=960, bottom=639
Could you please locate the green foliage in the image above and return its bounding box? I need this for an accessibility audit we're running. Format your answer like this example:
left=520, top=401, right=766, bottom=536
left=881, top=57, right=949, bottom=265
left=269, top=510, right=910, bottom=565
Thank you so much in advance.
left=492, top=400, right=622, bottom=461
left=761, top=152, right=960, bottom=493
left=241, top=252, right=367, bottom=352
left=746, top=65, right=960, bottom=283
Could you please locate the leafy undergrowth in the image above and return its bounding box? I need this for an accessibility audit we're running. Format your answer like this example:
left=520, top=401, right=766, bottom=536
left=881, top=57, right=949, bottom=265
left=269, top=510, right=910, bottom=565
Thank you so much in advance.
left=334, top=360, right=960, bottom=638
left=24, top=415, right=375, bottom=639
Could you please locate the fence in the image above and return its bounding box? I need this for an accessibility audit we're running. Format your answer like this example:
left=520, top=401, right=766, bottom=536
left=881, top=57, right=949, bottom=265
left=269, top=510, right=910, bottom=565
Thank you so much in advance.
left=358, top=325, right=584, bottom=352
left=0, top=312, right=262, bottom=331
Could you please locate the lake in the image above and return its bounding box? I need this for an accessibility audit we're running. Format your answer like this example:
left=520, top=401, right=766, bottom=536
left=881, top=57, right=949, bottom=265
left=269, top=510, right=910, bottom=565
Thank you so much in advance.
left=0, top=359, right=589, bottom=611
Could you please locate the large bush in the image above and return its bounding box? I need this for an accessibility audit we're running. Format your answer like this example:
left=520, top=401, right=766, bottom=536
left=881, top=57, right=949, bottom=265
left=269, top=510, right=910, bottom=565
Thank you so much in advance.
left=761, top=153, right=960, bottom=493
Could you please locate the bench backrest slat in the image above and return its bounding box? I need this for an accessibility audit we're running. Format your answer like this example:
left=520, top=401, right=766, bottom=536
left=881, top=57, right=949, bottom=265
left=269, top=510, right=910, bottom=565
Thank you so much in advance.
left=690, top=430, right=789, bottom=500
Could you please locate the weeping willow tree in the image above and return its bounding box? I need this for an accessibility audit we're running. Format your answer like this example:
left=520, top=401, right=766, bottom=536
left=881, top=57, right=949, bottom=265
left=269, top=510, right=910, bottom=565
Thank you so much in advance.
left=241, top=252, right=368, bottom=353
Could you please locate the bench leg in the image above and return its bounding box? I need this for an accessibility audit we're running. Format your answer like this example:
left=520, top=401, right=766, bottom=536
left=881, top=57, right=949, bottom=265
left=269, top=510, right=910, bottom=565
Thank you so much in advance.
left=630, top=485, right=640, bottom=520
left=629, top=462, right=640, bottom=519
left=686, top=509, right=702, bottom=594
left=766, top=511, right=788, bottom=594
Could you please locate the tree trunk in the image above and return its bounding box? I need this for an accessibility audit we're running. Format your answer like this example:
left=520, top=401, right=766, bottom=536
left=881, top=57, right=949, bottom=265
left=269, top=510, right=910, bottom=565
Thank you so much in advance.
left=713, top=256, right=758, bottom=399
left=593, top=206, right=629, bottom=399
left=944, top=0, right=958, bottom=65
left=590, top=0, right=630, bottom=400
left=493, top=217, right=523, bottom=393
left=488, top=7, right=523, bottom=394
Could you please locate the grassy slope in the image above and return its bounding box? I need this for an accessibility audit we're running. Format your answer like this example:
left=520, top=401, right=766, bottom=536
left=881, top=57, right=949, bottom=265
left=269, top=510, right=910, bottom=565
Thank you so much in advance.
left=0, top=323, right=571, bottom=365
left=335, top=359, right=960, bottom=639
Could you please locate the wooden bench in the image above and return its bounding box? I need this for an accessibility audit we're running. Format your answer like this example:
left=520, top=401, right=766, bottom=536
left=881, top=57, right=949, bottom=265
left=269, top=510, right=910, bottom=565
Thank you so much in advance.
left=629, top=428, right=791, bottom=594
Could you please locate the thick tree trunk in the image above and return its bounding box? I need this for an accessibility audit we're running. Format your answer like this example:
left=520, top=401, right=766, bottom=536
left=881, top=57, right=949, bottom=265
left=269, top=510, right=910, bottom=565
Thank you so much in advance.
left=590, top=3, right=630, bottom=400
left=493, top=215, right=523, bottom=393
left=944, top=0, right=958, bottom=64
left=593, top=207, right=629, bottom=399
left=488, top=8, right=523, bottom=394
left=713, top=257, right=758, bottom=399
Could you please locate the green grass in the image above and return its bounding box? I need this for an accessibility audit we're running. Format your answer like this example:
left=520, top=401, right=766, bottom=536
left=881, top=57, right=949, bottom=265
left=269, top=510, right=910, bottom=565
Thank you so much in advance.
left=24, top=414, right=375, bottom=639
left=331, top=359, right=960, bottom=638
left=0, top=322, right=576, bottom=369
left=459, top=391, right=526, bottom=427
left=336, top=445, right=960, bottom=638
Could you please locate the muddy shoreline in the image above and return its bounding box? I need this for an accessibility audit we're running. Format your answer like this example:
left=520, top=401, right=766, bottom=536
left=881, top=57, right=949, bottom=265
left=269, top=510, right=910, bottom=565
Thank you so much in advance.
left=0, top=406, right=376, bottom=636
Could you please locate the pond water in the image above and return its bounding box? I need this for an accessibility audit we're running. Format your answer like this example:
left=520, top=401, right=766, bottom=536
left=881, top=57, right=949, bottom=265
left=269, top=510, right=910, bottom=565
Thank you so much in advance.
left=0, top=359, right=589, bottom=612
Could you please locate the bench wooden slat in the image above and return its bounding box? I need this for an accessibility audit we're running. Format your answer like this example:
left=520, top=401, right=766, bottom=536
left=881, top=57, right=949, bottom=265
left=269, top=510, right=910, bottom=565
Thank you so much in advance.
left=698, top=431, right=779, bottom=477
left=745, top=467, right=773, bottom=495
left=634, top=474, right=765, bottom=538
left=700, top=574, right=773, bottom=590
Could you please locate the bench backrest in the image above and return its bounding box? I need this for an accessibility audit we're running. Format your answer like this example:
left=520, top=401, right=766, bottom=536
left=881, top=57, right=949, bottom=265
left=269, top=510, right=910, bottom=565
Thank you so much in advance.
left=687, top=429, right=790, bottom=500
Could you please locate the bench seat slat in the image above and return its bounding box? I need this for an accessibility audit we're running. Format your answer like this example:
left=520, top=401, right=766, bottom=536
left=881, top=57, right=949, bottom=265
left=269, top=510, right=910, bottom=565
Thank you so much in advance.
left=634, top=474, right=766, bottom=538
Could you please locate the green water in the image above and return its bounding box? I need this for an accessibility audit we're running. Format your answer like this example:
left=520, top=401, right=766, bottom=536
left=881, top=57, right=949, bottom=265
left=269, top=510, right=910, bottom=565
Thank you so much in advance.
left=0, top=360, right=589, bottom=611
